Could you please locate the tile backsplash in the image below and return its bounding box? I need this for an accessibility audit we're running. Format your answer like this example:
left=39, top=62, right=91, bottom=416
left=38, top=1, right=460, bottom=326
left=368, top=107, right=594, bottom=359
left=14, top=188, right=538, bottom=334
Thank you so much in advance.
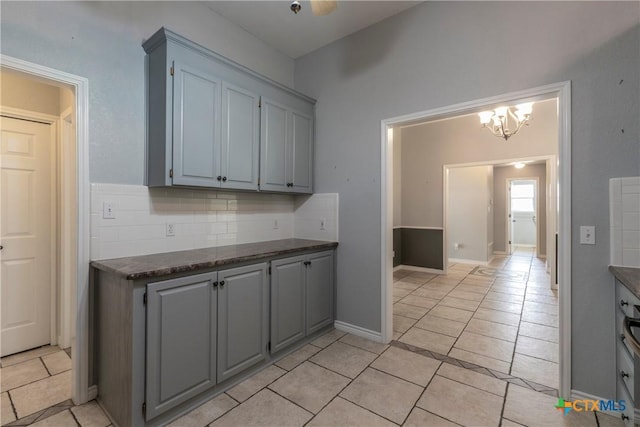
left=610, top=177, right=640, bottom=267
left=91, top=183, right=338, bottom=260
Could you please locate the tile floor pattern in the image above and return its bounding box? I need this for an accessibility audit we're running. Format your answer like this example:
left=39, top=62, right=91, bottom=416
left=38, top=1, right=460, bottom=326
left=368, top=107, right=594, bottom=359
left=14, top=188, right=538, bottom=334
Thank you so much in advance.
left=0, top=248, right=627, bottom=426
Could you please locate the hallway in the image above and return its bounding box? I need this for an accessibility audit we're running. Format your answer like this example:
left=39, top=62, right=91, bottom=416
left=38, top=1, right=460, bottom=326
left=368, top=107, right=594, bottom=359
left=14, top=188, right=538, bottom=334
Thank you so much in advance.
left=393, top=246, right=558, bottom=391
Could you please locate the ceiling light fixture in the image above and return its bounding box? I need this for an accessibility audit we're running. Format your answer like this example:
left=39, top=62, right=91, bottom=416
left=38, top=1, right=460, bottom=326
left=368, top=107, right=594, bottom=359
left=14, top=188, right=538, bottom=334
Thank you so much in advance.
left=514, top=162, right=526, bottom=169
left=478, top=102, right=533, bottom=141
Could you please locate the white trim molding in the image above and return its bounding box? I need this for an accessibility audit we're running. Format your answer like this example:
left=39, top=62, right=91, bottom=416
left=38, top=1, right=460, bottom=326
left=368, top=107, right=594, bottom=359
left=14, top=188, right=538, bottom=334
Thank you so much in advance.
left=1, top=54, right=91, bottom=405
left=394, top=265, right=444, bottom=275
left=381, top=81, right=572, bottom=398
left=334, top=321, right=384, bottom=343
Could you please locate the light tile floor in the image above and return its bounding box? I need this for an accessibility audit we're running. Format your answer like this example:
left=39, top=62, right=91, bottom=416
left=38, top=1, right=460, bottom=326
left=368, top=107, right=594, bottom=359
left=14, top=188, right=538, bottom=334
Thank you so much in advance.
left=0, top=248, right=626, bottom=426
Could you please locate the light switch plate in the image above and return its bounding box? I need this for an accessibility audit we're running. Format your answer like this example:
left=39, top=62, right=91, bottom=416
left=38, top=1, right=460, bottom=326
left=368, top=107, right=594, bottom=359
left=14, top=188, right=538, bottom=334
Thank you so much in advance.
left=580, top=226, right=595, bottom=245
left=102, top=201, right=115, bottom=219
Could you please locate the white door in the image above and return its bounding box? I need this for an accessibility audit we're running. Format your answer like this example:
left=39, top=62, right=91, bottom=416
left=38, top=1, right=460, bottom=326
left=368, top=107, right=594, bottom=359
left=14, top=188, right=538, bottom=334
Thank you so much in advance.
left=1, top=116, right=53, bottom=356
left=509, top=179, right=537, bottom=250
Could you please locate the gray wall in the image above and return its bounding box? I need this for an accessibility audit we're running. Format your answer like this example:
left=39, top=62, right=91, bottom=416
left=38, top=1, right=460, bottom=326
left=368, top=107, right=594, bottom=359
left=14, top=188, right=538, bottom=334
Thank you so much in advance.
left=401, top=98, right=557, bottom=228
left=295, top=2, right=639, bottom=399
left=448, top=165, right=493, bottom=262
left=0, top=1, right=295, bottom=184
left=494, top=164, right=547, bottom=255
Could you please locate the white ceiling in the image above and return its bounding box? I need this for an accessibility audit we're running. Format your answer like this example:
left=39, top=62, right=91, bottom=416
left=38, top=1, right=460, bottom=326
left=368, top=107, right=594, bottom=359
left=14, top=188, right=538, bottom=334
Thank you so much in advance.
left=203, top=1, right=423, bottom=59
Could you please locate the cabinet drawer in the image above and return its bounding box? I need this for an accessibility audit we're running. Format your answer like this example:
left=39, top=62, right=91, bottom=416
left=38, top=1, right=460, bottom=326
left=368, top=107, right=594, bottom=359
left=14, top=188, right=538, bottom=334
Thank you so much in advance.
left=617, top=308, right=636, bottom=357
left=617, top=380, right=635, bottom=427
left=618, top=343, right=635, bottom=398
left=616, top=283, right=638, bottom=318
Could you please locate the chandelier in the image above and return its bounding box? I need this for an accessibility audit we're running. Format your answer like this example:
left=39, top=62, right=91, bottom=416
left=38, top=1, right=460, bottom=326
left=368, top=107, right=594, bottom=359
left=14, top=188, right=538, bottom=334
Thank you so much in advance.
left=478, top=103, right=533, bottom=141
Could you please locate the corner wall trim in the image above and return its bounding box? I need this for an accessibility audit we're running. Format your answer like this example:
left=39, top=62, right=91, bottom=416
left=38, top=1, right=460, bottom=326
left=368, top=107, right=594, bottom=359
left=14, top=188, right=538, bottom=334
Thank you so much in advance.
left=334, top=321, right=384, bottom=343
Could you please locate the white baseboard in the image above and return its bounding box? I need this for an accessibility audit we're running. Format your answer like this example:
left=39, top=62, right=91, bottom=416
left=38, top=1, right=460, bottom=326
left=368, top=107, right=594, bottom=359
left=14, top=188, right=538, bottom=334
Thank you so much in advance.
left=334, top=321, right=384, bottom=343
left=493, top=251, right=507, bottom=255
left=394, top=264, right=444, bottom=274
left=449, top=258, right=490, bottom=266
left=570, top=389, right=633, bottom=419
left=87, top=385, right=98, bottom=401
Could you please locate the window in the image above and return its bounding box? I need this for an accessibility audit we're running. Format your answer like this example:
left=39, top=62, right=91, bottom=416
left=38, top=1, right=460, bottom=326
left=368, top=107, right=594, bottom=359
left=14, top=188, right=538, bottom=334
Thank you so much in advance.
left=511, top=182, right=535, bottom=212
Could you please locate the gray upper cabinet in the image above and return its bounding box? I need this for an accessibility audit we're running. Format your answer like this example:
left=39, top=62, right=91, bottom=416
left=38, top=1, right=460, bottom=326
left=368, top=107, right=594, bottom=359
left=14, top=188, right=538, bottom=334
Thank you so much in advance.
left=217, top=263, right=269, bottom=382
left=260, top=98, right=314, bottom=194
left=172, top=61, right=222, bottom=187
left=290, top=111, right=313, bottom=193
left=146, top=272, right=217, bottom=421
left=221, top=83, right=260, bottom=190
left=143, top=28, right=314, bottom=193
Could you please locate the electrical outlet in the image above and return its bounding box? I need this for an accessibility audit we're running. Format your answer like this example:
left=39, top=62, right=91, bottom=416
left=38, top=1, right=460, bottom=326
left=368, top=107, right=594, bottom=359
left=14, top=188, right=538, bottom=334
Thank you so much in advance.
left=102, top=201, right=115, bottom=219
left=320, top=218, right=326, bottom=230
left=166, top=223, right=176, bottom=237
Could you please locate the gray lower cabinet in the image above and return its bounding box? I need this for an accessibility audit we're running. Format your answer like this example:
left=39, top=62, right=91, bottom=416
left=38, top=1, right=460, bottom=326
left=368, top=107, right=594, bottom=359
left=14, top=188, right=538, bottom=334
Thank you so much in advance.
left=259, top=97, right=313, bottom=194
left=94, top=247, right=334, bottom=426
left=270, top=256, right=306, bottom=353
left=145, top=263, right=268, bottom=421
left=146, top=272, right=218, bottom=420
left=145, top=264, right=267, bottom=421
left=217, top=265, right=269, bottom=381
left=615, top=279, right=639, bottom=426
left=305, top=251, right=334, bottom=334
left=270, top=251, right=333, bottom=353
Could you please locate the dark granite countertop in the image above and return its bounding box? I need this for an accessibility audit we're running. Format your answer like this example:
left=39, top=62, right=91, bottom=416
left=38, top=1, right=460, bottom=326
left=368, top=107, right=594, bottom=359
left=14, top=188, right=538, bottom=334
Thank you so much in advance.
left=610, top=266, right=640, bottom=298
left=91, top=238, right=338, bottom=280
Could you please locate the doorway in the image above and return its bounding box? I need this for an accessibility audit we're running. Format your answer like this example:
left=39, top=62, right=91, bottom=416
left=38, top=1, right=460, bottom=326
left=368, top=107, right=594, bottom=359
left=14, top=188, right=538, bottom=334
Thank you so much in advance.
left=1, top=115, right=56, bottom=356
left=508, top=178, right=538, bottom=255
left=1, top=55, right=91, bottom=405
left=381, top=81, right=572, bottom=398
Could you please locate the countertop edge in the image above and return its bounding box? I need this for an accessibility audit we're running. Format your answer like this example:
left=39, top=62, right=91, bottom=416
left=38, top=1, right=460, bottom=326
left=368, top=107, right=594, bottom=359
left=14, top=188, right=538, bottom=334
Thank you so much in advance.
left=91, top=240, right=338, bottom=281
left=610, top=265, right=640, bottom=298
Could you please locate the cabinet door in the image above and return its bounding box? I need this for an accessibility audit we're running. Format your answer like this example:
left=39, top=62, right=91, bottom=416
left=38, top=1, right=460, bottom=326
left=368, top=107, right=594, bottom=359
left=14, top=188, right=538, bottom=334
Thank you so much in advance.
left=270, top=256, right=306, bottom=353
left=220, top=82, right=260, bottom=190
left=172, top=60, right=221, bottom=187
left=259, top=98, right=289, bottom=192
left=146, top=272, right=217, bottom=420
left=306, top=251, right=334, bottom=335
left=217, top=263, right=268, bottom=382
left=289, top=110, right=313, bottom=194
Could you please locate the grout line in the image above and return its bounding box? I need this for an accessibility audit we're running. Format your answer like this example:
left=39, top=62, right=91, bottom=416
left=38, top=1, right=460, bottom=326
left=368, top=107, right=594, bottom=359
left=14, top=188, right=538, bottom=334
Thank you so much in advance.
left=7, top=390, right=18, bottom=422
left=39, top=357, right=52, bottom=377
left=67, top=407, right=81, bottom=427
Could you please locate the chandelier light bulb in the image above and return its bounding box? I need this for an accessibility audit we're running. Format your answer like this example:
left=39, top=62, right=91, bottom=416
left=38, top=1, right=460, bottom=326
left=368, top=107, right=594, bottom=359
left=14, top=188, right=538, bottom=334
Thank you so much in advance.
left=478, top=111, right=493, bottom=125
left=516, top=102, right=533, bottom=115
left=494, top=106, right=508, bottom=118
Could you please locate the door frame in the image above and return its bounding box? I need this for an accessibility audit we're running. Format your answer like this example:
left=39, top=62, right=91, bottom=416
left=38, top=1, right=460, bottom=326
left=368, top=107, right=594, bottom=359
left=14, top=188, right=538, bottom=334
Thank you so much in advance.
left=507, top=177, right=540, bottom=256
left=0, top=108, right=58, bottom=350
left=1, top=54, right=91, bottom=404
left=380, top=81, right=571, bottom=398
